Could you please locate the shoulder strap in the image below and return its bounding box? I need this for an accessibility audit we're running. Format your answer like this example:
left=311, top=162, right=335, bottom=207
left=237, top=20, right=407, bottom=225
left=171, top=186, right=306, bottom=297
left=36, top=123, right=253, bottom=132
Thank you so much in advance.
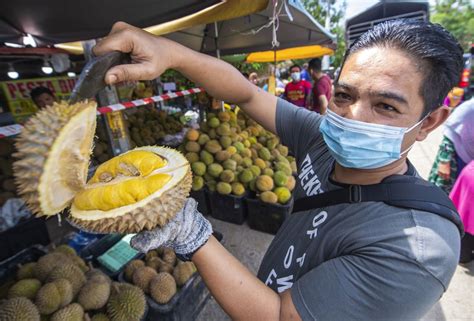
left=293, top=176, right=464, bottom=235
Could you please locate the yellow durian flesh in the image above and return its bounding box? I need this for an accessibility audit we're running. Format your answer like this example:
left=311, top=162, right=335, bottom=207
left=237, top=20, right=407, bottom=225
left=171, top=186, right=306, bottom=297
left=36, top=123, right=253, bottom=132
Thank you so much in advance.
left=73, top=173, right=171, bottom=211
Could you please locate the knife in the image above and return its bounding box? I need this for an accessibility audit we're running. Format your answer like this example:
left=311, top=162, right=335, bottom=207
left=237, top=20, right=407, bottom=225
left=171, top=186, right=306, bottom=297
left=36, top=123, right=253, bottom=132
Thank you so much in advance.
left=69, top=51, right=130, bottom=104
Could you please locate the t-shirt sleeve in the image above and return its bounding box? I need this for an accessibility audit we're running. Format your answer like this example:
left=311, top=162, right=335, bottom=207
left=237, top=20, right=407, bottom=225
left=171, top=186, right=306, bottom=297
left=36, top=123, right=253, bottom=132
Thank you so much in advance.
left=275, top=98, right=322, bottom=156
left=291, top=254, right=445, bottom=321
left=316, top=78, right=330, bottom=98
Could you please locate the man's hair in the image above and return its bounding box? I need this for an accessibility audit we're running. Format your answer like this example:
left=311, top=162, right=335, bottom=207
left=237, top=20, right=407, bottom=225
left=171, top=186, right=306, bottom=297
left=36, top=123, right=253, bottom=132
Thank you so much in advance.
left=30, top=86, right=54, bottom=101
left=343, top=19, right=464, bottom=115
left=289, top=64, right=301, bottom=72
left=308, top=58, right=322, bottom=72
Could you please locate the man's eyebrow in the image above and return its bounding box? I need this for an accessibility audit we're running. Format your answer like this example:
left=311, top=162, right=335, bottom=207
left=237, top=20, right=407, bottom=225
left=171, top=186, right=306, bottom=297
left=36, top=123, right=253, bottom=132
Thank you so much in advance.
left=371, top=90, right=409, bottom=105
left=334, top=82, right=353, bottom=91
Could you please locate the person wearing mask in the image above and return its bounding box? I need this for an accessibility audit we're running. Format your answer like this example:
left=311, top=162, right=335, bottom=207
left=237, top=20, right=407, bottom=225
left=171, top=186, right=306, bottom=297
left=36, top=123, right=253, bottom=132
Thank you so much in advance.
left=300, top=62, right=311, bottom=81
left=93, top=19, right=463, bottom=321
left=308, top=58, right=332, bottom=114
left=30, top=86, right=56, bottom=109
left=429, top=97, right=474, bottom=193
left=283, top=65, right=312, bottom=108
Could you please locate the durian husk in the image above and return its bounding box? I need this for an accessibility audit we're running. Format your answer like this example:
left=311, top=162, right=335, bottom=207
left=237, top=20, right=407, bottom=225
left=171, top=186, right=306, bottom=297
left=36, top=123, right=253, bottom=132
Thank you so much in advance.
left=13, top=101, right=97, bottom=216
left=69, top=147, right=192, bottom=234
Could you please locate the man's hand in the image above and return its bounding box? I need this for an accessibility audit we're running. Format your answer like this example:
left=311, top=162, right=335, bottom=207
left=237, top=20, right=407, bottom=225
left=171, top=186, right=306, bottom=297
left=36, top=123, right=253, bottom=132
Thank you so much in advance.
left=93, top=22, right=179, bottom=85
left=437, top=161, right=451, bottom=180
left=130, top=198, right=212, bottom=258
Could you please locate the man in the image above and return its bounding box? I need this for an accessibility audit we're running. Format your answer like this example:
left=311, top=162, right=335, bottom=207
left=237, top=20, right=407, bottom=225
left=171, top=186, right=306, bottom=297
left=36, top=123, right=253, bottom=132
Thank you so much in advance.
left=30, top=86, right=56, bottom=109
left=94, top=19, right=464, bottom=320
left=283, top=65, right=312, bottom=108
left=300, top=62, right=311, bottom=81
left=308, top=58, right=332, bottom=114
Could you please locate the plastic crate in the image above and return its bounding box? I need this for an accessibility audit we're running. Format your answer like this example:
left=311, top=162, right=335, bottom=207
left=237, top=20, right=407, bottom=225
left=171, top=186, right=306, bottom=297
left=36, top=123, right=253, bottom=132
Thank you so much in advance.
left=0, top=245, right=48, bottom=299
left=208, top=191, right=247, bottom=225
left=0, top=217, right=50, bottom=261
left=190, top=188, right=211, bottom=216
left=246, top=197, right=294, bottom=235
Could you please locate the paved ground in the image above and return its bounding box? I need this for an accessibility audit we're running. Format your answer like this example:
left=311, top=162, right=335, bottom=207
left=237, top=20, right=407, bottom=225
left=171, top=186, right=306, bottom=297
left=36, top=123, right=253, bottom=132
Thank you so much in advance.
left=198, top=126, right=474, bottom=321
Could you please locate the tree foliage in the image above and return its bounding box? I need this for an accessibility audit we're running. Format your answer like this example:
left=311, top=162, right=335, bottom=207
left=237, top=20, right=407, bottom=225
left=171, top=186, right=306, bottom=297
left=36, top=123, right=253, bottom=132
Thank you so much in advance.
left=431, top=0, right=473, bottom=51
left=301, top=0, right=347, bottom=68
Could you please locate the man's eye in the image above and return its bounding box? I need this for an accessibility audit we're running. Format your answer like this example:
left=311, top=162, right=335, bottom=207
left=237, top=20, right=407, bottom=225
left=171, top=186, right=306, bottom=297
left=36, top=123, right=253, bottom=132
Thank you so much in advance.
left=335, top=92, right=351, bottom=101
left=377, top=103, right=397, bottom=112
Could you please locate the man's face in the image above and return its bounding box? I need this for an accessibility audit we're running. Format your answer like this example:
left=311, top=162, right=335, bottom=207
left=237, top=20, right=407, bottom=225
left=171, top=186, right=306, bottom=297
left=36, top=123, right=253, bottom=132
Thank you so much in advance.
left=290, top=67, right=301, bottom=82
left=34, top=93, right=55, bottom=109
left=332, top=47, right=426, bottom=151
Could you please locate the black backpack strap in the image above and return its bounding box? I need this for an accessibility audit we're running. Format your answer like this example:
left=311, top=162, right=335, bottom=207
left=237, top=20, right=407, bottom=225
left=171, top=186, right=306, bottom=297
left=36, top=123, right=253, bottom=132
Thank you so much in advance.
left=293, top=177, right=464, bottom=235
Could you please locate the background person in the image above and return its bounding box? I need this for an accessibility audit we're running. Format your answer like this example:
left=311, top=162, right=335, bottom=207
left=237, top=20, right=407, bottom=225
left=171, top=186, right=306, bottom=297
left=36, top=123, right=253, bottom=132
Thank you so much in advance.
left=308, top=58, right=332, bottom=114
left=30, top=86, right=56, bottom=109
left=283, top=64, right=312, bottom=108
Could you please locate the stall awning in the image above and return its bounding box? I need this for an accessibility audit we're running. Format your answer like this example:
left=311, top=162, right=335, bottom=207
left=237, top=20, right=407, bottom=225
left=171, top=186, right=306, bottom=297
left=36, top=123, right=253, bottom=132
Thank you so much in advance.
left=246, top=45, right=333, bottom=63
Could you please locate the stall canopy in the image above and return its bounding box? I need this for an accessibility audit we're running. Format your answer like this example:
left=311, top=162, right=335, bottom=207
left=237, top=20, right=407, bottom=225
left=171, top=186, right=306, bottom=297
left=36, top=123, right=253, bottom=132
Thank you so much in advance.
left=0, top=0, right=223, bottom=45
left=246, top=45, right=333, bottom=63
left=164, top=0, right=335, bottom=56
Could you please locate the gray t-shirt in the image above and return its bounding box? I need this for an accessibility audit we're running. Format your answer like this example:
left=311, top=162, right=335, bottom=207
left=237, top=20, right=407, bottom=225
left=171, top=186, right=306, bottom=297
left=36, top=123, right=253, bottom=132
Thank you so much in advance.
left=257, top=99, right=461, bottom=321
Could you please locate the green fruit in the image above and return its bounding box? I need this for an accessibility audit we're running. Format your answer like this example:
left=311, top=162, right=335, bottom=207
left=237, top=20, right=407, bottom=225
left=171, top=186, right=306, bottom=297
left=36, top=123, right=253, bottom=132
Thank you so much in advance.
left=35, top=282, right=62, bottom=315
left=218, top=111, right=231, bottom=122
left=277, top=144, right=289, bottom=156
left=275, top=161, right=292, bottom=176
left=290, top=161, right=297, bottom=174
left=53, top=245, right=77, bottom=257
left=240, top=148, right=252, bottom=158
left=34, top=252, right=70, bottom=282
left=149, top=273, right=177, bottom=304
left=173, top=262, right=196, bottom=287
left=50, top=303, right=84, bottom=321
left=16, top=263, right=37, bottom=280
left=273, top=171, right=289, bottom=187
left=274, top=187, right=292, bottom=204
left=258, top=147, right=272, bottom=161
left=185, top=141, right=200, bottom=153
left=223, top=159, right=237, bottom=171
left=216, top=182, right=232, bottom=195
left=216, top=123, right=231, bottom=136
left=256, top=175, right=274, bottom=192
left=7, top=279, right=41, bottom=300
left=208, top=117, right=220, bottom=128
left=132, top=266, right=157, bottom=294
left=208, top=128, right=217, bottom=139
left=275, top=154, right=290, bottom=164
left=203, top=173, right=214, bottom=182
left=192, top=176, right=204, bottom=191
left=124, top=260, right=145, bottom=282
left=260, top=191, right=278, bottom=204
left=231, top=154, right=243, bottom=165
left=200, top=150, right=214, bottom=165
left=185, top=152, right=199, bottom=163
left=263, top=168, right=274, bottom=176
left=107, top=283, right=146, bottom=321
left=91, top=314, right=111, bottom=321
left=233, top=142, right=245, bottom=153
left=219, top=136, right=232, bottom=148
left=197, top=134, right=210, bottom=145
left=239, top=169, right=254, bottom=184
left=207, top=181, right=217, bottom=192
left=248, top=178, right=257, bottom=192
left=286, top=175, right=296, bottom=191
left=208, top=163, right=224, bottom=178
left=0, top=297, right=40, bottom=321
left=53, top=279, right=74, bottom=308
left=77, top=281, right=111, bottom=311
left=215, top=150, right=231, bottom=162
left=231, top=182, right=246, bottom=196
left=191, top=162, right=206, bottom=176
left=249, top=165, right=261, bottom=177
left=226, top=146, right=237, bottom=155
left=266, top=137, right=279, bottom=150
left=47, top=263, right=86, bottom=296
left=204, top=140, right=222, bottom=154
left=242, top=157, right=253, bottom=168
left=220, top=170, right=235, bottom=183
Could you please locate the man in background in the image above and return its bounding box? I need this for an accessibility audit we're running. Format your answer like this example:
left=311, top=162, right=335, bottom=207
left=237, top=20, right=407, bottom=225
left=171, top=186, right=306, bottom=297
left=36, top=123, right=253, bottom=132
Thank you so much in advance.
left=284, top=64, right=312, bottom=108
left=308, top=58, right=332, bottom=114
left=30, top=86, right=56, bottom=109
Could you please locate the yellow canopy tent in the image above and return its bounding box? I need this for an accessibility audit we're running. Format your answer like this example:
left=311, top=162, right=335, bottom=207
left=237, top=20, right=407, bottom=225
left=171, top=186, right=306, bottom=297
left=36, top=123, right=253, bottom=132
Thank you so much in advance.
left=246, top=45, right=334, bottom=63
left=56, top=0, right=268, bottom=54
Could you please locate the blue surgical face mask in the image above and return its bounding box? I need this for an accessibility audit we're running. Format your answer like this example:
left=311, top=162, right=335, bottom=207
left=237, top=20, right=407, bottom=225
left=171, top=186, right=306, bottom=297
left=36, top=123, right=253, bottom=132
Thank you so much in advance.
left=291, top=72, right=301, bottom=82
left=319, top=109, right=427, bottom=169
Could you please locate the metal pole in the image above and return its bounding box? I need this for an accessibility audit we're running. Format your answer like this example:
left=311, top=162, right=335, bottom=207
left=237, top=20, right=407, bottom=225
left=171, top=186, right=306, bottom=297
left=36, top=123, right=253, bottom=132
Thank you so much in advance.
left=322, top=0, right=331, bottom=70
left=214, top=21, right=221, bottom=59
left=82, top=40, right=131, bottom=156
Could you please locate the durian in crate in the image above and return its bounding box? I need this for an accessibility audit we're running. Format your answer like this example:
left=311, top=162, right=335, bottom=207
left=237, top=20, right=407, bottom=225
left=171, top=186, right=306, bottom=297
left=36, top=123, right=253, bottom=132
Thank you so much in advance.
left=13, top=101, right=192, bottom=233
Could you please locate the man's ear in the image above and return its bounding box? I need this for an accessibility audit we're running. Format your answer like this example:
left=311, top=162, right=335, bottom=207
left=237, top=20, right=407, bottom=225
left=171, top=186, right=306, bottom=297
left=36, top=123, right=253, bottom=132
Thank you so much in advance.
left=416, top=105, right=450, bottom=141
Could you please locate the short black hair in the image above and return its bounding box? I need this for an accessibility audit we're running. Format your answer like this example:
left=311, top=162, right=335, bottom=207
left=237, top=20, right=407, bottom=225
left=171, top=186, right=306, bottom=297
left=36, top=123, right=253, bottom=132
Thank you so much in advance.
left=308, top=58, right=322, bottom=72
left=30, top=86, right=54, bottom=101
left=343, top=19, right=464, bottom=116
left=290, top=64, right=301, bottom=72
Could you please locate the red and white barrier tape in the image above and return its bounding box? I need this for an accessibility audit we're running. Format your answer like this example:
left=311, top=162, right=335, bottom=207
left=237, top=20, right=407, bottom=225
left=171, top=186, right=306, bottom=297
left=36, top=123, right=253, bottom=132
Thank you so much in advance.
left=0, top=88, right=204, bottom=138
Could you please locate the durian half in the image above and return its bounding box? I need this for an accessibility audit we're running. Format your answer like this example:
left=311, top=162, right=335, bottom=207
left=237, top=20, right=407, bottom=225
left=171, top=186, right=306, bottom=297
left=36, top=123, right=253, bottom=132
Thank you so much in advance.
left=13, top=101, right=192, bottom=233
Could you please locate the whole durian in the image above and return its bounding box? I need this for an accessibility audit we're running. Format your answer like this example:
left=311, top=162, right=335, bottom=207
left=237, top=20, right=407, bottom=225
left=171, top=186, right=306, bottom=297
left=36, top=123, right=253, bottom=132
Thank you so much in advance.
left=0, top=297, right=40, bottom=321
left=173, top=262, right=197, bottom=287
left=132, top=266, right=157, bottom=294
left=107, top=283, right=146, bottom=321
left=124, top=260, right=145, bottom=282
left=149, top=273, right=177, bottom=304
left=35, top=282, right=62, bottom=315
left=50, top=303, right=84, bottom=321
left=7, top=278, right=41, bottom=300
left=16, top=263, right=36, bottom=280
left=77, top=281, right=111, bottom=311
left=46, top=263, right=86, bottom=296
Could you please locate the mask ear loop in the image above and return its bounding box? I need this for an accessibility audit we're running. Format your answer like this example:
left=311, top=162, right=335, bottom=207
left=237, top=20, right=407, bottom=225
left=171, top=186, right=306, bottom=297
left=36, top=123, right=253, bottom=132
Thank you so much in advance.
left=400, top=112, right=431, bottom=155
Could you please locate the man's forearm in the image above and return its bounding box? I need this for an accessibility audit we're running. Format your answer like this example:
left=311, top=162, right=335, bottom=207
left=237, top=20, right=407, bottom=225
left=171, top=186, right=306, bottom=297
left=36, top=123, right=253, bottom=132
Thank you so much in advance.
left=192, top=236, right=281, bottom=321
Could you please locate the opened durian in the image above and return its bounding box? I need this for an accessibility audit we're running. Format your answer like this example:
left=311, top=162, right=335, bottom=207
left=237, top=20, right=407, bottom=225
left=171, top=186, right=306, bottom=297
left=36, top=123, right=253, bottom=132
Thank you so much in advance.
left=13, top=101, right=192, bottom=233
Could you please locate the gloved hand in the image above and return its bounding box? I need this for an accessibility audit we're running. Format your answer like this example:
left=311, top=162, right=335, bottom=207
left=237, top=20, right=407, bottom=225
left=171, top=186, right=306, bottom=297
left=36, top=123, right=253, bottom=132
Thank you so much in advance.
left=130, top=198, right=212, bottom=260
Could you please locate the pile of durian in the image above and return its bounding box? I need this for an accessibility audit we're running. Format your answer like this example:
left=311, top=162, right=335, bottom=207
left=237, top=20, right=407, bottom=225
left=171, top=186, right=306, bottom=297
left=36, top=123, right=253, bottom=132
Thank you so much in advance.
left=123, top=247, right=196, bottom=305
left=0, top=139, right=17, bottom=207
left=0, top=245, right=147, bottom=321
left=125, top=107, right=184, bottom=148
left=182, top=110, right=296, bottom=205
